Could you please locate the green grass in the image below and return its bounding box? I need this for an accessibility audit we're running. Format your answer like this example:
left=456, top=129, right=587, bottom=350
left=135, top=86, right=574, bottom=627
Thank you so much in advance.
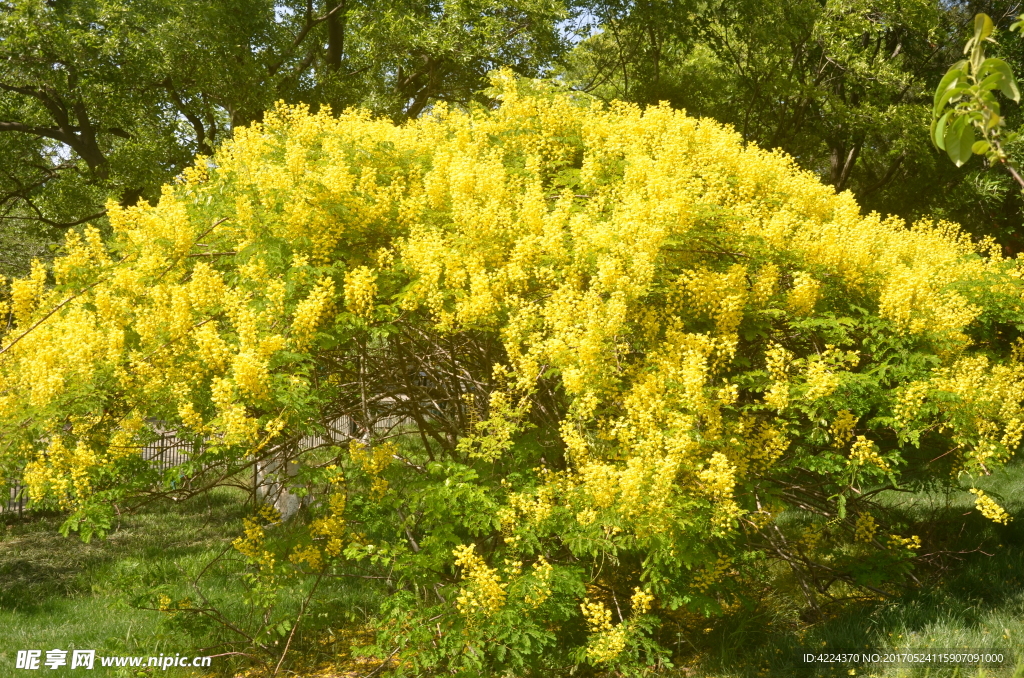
left=677, top=463, right=1024, bottom=678
left=0, top=488, right=252, bottom=677
left=0, top=487, right=385, bottom=678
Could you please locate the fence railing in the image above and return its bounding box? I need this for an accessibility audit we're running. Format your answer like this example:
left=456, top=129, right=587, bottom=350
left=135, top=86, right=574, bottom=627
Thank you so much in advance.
left=5, top=482, right=25, bottom=517
left=1, top=412, right=414, bottom=516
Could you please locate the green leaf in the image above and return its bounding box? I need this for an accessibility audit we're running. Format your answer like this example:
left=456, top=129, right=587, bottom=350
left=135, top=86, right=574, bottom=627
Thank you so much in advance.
left=980, top=58, right=1021, bottom=101
left=933, top=66, right=966, bottom=115
left=972, top=140, right=991, bottom=154
left=934, top=84, right=969, bottom=118
left=946, top=116, right=976, bottom=167
left=932, top=110, right=952, bottom=150
left=956, top=120, right=976, bottom=167
left=978, top=71, right=1006, bottom=91
left=945, top=115, right=965, bottom=160
left=1003, top=74, right=1019, bottom=102
left=974, top=13, right=995, bottom=45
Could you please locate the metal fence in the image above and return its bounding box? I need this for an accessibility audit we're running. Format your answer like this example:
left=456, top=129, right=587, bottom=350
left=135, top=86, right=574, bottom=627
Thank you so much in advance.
left=297, top=414, right=357, bottom=450
left=2, top=412, right=414, bottom=516
left=5, top=482, right=25, bottom=517
left=143, top=430, right=197, bottom=470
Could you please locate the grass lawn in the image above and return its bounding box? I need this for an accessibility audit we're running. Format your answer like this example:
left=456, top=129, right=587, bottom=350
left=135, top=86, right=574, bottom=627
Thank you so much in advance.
left=684, top=463, right=1024, bottom=678
left=0, top=488, right=250, bottom=677
left=0, top=486, right=384, bottom=678
left=2, top=466, right=1024, bottom=678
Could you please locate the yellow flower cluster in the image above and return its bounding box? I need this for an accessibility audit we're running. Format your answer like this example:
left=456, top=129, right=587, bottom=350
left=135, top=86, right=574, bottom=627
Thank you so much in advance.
left=349, top=439, right=393, bottom=475
left=798, top=347, right=854, bottom=403
left=692, top=556, right=732, bottom=592
left=52, top=227, right=111, bottom=285
left=803, top=361, right=840, bottom=401
left=343, top=266, right=377, bottom=318
left=786, top=272, right=820, bottom=316
left=22, top=438, right=97, bottom=510
left=291, top=277, right=336, bottom=349
left=452, top=544, right=507, bottom=615
left=969, top=488, right=1012, bottom=525
left=831, top=410, right=859, bottom=446
left=310, top=490, right=347, bottom=557
left=577, top=598, right=606, bottom=630
left=580, top=598, right=628, bottom=663
left=698, top=452, right=744, bottom=531
left=349, top=440, right=394, bottom=497
left=887, top=534, right=923, bottom=551
left=742, top=422, right=789, bottom=471
left=289, top=543, right=324, bottom=570
left=9, top=260, right=47, bottom=325
left=798, top=524, right=825, bottom=552
left=500, top=487, right=555, bottom=532
left=854, top=513, right=878, bottom=543
left=849, top=436, right=890, bottom=472
left=211, top=377, right=259, bottom=444
left=764, top=343, right=793, bottom=411
left=523, top=556, right=553, bottom=608
left=630, top=587, right=654, bottom=615
left=233, top=505, right=280, bottom=571
left=750, top=263, right=779, bottom=307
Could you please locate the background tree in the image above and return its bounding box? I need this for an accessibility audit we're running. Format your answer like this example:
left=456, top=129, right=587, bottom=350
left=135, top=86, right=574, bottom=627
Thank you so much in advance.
left=0, top=0, right=576, bottom=274
left=561, top=0, right=1024, bottom=250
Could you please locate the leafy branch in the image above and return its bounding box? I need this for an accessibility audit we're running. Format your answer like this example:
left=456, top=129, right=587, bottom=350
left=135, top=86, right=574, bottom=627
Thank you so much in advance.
left=931, top=13, right=1024, bottom=188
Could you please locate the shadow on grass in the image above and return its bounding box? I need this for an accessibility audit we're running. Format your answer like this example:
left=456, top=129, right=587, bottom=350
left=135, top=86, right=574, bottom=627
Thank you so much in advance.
left=0, top=488, right=250, bottom=676
left=686, top=464, right=1024, bottom=678
left=1, top=489, right=247, bottom=614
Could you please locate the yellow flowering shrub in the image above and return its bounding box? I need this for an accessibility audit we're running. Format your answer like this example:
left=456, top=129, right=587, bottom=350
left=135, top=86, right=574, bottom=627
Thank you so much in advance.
left=452, top=544, right=507, bottom=615
left=854, top=513, right=878, bottom=543
left=1, top=71, right=1022, bottom=673
left=969, top=488, right=1012, bottom=525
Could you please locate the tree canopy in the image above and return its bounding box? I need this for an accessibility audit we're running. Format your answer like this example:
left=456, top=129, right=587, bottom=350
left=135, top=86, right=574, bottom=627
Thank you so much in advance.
left=563, top=0, right=1024, bottom=248
left=0, top=0, right=574, bottom=255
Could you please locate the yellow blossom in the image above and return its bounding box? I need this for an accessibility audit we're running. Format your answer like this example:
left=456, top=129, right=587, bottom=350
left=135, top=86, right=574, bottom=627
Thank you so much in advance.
left=343, top=266, right=377, bottom=318
left=453, top=544, right=507, bottom=615
left=970, top=488, right=1012, bottom=525
left=849, top=435, right=890, bottom=472
left=854, top=513, right=877, bottom=543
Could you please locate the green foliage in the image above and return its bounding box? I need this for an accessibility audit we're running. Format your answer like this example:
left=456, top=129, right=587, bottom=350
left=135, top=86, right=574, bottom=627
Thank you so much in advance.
left=0, top=0, right=578, bottom=272
left=560, top=1, right=1024, bottom=250
left=932, top=13, right=1023, bottom=172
